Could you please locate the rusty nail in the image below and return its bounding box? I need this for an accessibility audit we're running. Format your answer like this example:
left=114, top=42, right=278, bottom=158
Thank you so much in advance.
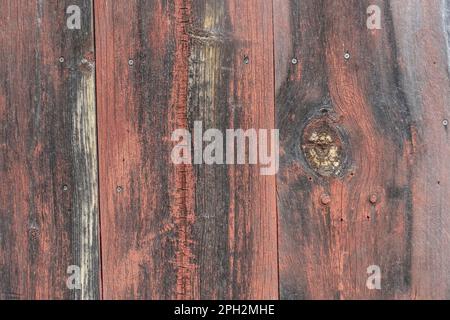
left=369, top=194, right=378, bottom=204
left=291, top=58, right=298, bottom=65
left=320, top=193, right=331, bottom=205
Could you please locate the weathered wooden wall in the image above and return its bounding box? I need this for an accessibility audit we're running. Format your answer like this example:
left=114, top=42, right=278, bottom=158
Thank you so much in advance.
left=0, top=0, right=449, bottom=300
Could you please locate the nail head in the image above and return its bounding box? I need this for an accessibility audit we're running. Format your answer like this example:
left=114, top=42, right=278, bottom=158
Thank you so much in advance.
left=369, top=194, right=378, bottom=204
left=29, top=226, right=40, bottom=239
left=291, top=58, right=298, bottom=65
left=320, top=193, right=331, bottom=205
left=443, top=119, right=448, bottom=126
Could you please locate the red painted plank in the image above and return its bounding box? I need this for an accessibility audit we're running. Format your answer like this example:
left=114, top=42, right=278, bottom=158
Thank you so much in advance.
left=0, top=0, right=100, bottom=299
left=95, top=0, right=278, bottom=299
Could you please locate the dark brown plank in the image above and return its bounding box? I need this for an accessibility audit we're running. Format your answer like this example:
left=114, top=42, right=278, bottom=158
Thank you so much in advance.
left=95, top=0, right=278, bottom=299
left=275, top=0, right=450, bottom=299
left=0, top=0, right=100, bottom=299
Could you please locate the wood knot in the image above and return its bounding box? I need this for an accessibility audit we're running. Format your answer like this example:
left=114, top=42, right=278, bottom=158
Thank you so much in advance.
left=301, top=115, right=346, bottom=177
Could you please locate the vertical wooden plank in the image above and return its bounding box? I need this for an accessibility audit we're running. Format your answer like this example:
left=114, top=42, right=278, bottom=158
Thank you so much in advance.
left=95, top=0, right=278, bottom=299
left=390, top=0, right=450, bottom=299
left=187, top=0, right=278, bottom=299
left=275, top=0, right=419, bottom=299
left=0, top=0, right=100, bottom=299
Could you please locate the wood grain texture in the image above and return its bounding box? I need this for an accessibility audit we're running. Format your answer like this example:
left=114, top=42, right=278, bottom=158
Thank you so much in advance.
left=0, top=0, right=100, bottom=299
left=95, top=0, right=278, bottom=299
left=1, top=0, right=449, bottom=301
left=275, top=0, right=450, bottom=299
left=390, top=0, right=450, bottom=299
left=187, top=0, right=277, bottom=299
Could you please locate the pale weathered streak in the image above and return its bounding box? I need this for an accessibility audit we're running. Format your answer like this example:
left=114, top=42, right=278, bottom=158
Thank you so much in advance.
left=72, top=67, right=100, bottom=300
left=444, top=0, right=450, bottom=75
